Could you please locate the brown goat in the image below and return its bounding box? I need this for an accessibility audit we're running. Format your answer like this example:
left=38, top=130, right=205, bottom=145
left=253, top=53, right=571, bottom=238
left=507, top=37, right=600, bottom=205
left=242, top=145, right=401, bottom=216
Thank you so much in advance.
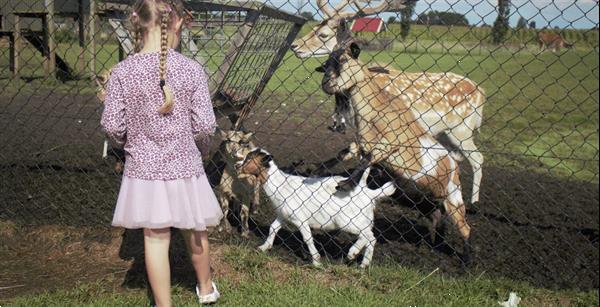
left=213, top=130, right=261, bottom=237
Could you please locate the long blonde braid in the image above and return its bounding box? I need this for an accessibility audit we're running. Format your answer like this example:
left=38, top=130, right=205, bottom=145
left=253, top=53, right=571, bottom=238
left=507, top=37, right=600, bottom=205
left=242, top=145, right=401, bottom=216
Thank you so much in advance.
left=156, top=4, right=175, bottom=114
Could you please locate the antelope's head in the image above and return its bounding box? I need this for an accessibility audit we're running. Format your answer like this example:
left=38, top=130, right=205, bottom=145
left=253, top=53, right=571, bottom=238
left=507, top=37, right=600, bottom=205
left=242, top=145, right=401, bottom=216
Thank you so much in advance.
left=316, top=42, right=364, bottom=95
left=291, top=0, right=409, bottom=58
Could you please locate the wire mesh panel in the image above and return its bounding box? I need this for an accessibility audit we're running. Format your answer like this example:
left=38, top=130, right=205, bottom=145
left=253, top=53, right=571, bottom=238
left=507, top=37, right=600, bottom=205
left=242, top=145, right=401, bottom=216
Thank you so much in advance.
left=0, top=0, right=598, bottom=302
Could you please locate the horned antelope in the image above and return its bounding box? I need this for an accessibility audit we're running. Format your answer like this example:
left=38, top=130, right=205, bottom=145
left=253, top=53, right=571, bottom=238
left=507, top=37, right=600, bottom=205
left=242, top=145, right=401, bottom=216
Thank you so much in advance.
left=317, top=42, right=474, bottom=265
left=292, top=0, right=486, bottom=204
left=537, top=31, right=574, bottom=53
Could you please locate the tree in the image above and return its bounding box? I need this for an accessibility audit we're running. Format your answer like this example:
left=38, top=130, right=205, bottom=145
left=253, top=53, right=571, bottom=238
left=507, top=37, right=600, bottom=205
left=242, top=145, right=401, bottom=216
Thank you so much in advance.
left=399, top=1, right=417, bottom=40
left=300, top=11, right=314, bottom=21
left=492, top=0, right=511, bottom=44
left=416, top=11, right=469, bottom=26
left=516, top=16, right=527, bottom=30
left=529, top=20, right=536, bottom=29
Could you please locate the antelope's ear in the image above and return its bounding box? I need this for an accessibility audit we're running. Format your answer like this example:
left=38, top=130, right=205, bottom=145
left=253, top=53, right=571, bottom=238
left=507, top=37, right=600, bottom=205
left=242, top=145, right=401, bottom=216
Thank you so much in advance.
left=349, top=42, right=361, bottom=59
left=315, top=64, right=325, bottom=73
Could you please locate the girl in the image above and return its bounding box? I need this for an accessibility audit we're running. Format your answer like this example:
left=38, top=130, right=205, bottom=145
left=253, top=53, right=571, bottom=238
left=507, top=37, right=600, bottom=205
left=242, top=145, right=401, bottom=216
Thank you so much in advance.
left=100, top=0, right=223, bottom=305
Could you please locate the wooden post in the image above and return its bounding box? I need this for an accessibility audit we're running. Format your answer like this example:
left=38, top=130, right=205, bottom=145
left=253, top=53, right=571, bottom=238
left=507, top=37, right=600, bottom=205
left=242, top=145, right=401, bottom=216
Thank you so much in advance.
left=9, top=33, right=15, bottom=74
left=45, top=0, right=56, bottom=78
left=13, top=14, right=21, bottom=79
left=78, top=0, right=86, bottom=72
left=88, top=0, right=97, bottom=77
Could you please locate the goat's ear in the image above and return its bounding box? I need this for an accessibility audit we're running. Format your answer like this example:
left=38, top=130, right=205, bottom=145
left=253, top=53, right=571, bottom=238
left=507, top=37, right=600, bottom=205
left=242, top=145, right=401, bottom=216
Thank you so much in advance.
left=218, top=128, right=227, bottom=139
left=315, top=64, right=325, bottom=73
left=243, top=132, right=254, bottom=139
left=349, top=42, right=361, bottom=59
left=338, top=19, right=348, bottom=33
left=261, top=154, right=273, bottom=168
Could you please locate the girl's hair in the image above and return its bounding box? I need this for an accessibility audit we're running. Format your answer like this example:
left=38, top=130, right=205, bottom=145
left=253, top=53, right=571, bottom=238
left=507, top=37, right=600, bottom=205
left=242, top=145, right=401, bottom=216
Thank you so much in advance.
left=130, top=0, right=186, bottom=114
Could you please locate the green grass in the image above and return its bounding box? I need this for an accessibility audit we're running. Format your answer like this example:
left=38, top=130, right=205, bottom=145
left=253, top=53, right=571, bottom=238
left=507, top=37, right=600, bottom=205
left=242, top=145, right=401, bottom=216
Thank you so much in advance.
left=6, top=244, right=598, bottom=306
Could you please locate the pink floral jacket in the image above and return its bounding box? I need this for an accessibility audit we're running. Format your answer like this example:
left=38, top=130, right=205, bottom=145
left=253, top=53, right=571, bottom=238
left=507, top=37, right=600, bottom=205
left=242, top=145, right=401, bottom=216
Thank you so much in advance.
left=101, top=49, right=216, bottom=180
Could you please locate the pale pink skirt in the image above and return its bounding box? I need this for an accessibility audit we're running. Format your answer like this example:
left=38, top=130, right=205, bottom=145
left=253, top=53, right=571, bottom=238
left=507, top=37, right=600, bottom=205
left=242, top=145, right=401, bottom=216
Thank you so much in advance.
left=112, top=174, right=223, bottom=231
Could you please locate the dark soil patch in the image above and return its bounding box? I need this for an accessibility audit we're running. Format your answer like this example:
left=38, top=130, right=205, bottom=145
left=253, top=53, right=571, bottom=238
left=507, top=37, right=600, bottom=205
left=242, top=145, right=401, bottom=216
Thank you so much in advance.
left=0, top=91, right=598, bottom=299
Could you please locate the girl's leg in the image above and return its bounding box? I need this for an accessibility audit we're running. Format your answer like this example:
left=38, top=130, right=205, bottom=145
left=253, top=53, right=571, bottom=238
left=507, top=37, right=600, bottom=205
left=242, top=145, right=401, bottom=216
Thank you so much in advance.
left=144, top=228, right=172, bottom=307
left=183, top=230, right=214, bottom=295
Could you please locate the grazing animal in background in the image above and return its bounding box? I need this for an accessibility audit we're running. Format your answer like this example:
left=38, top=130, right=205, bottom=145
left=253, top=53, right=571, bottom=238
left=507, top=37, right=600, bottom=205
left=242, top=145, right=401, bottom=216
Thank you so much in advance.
left=537, top=31, right=574, bottom=53
left=292, top=0, right=486, bottom=204
left=317, top=42, right=474, bottom=265
left=236, top=148, right=396, bottom=268
left=96, top=69, right=125, bottom=173
left=213, top=129, right=261, bottom=237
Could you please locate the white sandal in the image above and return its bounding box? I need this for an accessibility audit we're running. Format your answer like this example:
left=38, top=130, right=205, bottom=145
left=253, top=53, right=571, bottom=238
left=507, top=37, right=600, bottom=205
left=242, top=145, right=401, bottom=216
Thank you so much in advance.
left=196, top=281, right=220, bottom=304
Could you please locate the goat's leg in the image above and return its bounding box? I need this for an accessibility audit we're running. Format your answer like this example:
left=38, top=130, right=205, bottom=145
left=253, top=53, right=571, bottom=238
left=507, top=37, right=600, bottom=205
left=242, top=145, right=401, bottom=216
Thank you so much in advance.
left=258, top=218, right=283, bottom=252
left=443, top=199, right=473, bottom=266
left=216, top=192, right=232, bottom=233
left=347, top=236, right=368, bottom=262
left=447, top=132, right=484, bottom=204
left=298, top=223, right=321, bottom=266
left=328, top=113, right=339, bottom=132
left=240, top=203, right=250, bottom=238
left=360, top=229, right=377, bottom=268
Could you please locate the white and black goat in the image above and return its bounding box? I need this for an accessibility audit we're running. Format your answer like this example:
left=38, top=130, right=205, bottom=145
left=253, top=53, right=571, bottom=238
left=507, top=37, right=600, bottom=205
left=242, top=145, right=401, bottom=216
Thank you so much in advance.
left=236, top=148, right=396, bottom=268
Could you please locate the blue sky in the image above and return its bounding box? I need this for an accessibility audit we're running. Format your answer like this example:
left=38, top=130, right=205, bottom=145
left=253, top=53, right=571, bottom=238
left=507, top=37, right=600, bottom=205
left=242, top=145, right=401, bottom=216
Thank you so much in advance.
left=267, top=0, right=599, bottom=29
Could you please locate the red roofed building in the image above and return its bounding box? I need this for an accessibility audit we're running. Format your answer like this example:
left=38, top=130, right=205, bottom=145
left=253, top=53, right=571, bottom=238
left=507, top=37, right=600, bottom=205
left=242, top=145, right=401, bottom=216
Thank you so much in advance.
left=351, top=17, right=385, bottom=33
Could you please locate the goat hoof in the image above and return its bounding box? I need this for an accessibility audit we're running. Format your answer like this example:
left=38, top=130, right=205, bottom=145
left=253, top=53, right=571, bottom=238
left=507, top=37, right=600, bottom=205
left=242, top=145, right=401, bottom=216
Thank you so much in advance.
left=312, top=261, right=322, bottom=267
left=359, top=263, right=369, bottom=269
left=257, top=244, right=270, bottom=252
left=337, top=125, right=346, bottom=134
left=327, top=125, right=337, bottom=132
left=218, top=224, right=232, bottom=233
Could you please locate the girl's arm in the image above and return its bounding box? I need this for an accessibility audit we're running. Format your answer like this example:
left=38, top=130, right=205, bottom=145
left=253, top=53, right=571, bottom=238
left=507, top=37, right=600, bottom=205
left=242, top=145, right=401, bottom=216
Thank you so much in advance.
left=191, top=69, right=217, bottom=156
left=100, top=72, right=127, bottom=147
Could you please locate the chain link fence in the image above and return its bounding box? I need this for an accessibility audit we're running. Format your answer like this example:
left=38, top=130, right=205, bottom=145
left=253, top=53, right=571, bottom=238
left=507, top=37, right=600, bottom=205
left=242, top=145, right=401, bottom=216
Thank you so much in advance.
left=0, top=0, right=598, bottom=296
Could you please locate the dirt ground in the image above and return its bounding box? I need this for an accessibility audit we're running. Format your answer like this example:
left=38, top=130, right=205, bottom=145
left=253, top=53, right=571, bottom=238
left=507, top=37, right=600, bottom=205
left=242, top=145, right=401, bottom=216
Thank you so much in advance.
left=0, top=91, right=598, bottom=300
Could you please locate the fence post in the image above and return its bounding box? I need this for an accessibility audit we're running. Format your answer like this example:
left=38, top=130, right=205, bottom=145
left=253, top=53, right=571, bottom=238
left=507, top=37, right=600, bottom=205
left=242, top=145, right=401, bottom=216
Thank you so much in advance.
left=78, top=0, right=86, bottom=72
left=88, top=0, right=97, bottom=78
left=13, top=14, right=20, bottom=79
left=45, top=0, right=56, bottom=79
